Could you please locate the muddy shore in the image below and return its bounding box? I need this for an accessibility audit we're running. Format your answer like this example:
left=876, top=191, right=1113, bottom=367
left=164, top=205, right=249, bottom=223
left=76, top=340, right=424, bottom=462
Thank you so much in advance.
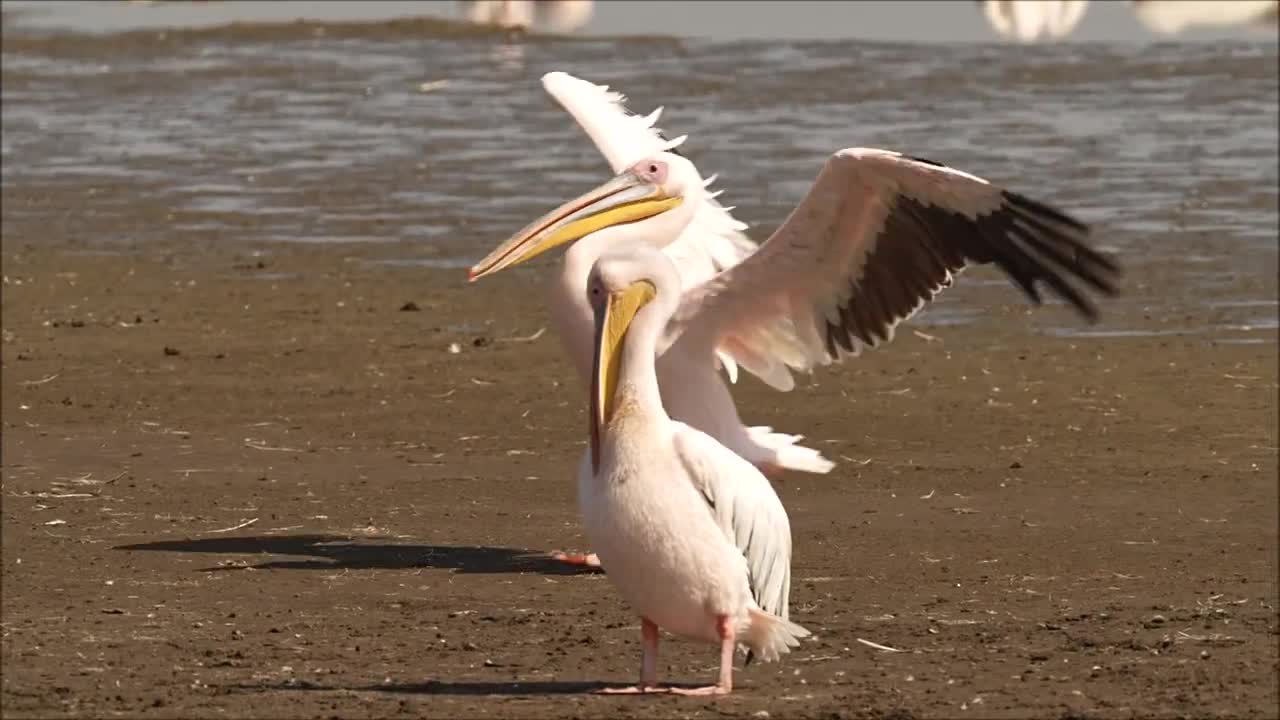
left=2, top=8, right=1278, bottom=715
left=2, top=228, right=1276, bottom=718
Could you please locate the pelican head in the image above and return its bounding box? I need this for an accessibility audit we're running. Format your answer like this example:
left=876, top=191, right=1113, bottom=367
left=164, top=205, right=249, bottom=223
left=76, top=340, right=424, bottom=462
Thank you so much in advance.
left=468, top=152, right=701, bottom=281
left=586, top=247, right=680, bottom=471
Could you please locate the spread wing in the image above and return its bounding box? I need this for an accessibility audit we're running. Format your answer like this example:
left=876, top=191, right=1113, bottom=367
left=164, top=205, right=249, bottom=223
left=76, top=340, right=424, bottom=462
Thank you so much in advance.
left=666, top=148, right=1121, bottom=389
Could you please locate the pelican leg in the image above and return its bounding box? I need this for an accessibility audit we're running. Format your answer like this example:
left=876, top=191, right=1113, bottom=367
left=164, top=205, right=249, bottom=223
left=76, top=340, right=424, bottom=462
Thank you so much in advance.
left=549, top=551, right=602, bottom=568
left=596, top=617, right=669, bottom=694
left=670, top=614, right=733, bottom=696
left=640, top=617, right=660, bottom=688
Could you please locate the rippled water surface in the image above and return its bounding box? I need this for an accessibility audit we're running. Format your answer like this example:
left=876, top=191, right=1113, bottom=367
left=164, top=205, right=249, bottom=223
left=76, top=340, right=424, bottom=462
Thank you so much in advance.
left=2, top=15, right=1277, bottom=339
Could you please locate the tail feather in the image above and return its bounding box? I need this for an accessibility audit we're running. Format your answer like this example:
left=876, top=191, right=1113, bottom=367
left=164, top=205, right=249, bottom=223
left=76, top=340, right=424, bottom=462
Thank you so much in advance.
left=741, top=607, right=811, bottom=664
left=746, top=426, right=836, bottom=475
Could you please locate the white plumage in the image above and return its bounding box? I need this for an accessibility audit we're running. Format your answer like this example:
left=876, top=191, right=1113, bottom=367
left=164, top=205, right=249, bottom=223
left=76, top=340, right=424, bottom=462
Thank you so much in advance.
left=469, top=72, right=1119, bottom=570
left=457, top=1, right=594, bottom=32
left=1131, top=0, right=1277, bottom=35
left=580, top=247, right=809, bottom=695
left=473, top=72, right=835, bottom=487
left=541, top=71, right=757, bottom=292
left=981, top=0, right=1090, bottom=42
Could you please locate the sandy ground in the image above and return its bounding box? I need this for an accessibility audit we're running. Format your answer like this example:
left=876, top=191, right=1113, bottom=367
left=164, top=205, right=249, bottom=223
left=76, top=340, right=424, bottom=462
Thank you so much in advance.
left=1, top=228, right=1276, bottom=719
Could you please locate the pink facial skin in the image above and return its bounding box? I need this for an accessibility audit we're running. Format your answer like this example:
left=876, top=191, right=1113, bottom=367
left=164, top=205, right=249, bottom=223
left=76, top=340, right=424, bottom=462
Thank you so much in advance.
left=632, top=159, right=668, bottom=185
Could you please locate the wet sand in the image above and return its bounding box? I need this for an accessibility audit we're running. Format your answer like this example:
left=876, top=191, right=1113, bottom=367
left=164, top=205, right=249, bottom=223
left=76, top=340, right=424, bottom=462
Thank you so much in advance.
left=2, top=9, right=1279, bottom=718
left=2, top=229, right=1276, bottom=718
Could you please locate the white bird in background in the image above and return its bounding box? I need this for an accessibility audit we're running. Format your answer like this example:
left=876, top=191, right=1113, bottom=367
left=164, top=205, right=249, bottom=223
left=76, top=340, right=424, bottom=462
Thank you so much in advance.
left=980, top=0, right=1090, bottom=43
left=457, top=0, right=593, bottom=32
left=978, top=0, right=1277, bottom=42
left=469, top=72, right=1120, bottom=567
left=1131, top=0, right=1278, bottom=36
left=534, top=0, right=594, bottom=32
left=581, top=246, right=809, bottom=695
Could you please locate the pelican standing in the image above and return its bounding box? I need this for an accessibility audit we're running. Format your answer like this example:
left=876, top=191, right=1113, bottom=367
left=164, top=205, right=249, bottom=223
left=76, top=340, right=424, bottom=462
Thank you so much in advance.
left=583, top=246, right=809, bottom=695
left=469, top=73, right=1119, bottom=566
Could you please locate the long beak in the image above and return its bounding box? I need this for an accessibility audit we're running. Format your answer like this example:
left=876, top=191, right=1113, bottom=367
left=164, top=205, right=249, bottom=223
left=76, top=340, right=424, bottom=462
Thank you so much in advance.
left=589, top=280, right=657, bottom=474
left=468, top=170, right=682, bottom=281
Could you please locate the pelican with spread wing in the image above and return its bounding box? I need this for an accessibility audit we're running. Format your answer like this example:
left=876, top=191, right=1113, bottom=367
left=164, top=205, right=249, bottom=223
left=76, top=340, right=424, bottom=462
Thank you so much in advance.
left=469, top=72, right=1120, bottom=565
left=582, top=246, right=809, bottom=695
left=473, top=72, right=835, bottom=495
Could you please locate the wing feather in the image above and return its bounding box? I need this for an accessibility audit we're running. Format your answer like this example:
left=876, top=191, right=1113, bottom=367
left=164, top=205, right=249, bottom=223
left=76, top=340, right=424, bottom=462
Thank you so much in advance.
left=673, top=423, right=793, bottom=620
left=542, top=72, right=769, bottom=380
left=541, top=71, right=756, bottom=285
left=668, top=148, right=1121, bottom=379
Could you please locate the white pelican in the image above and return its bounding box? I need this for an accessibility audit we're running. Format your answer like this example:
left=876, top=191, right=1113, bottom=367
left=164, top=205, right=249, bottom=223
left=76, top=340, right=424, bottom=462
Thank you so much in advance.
left=469, top=74, right=1119, bottom=567
left=980, top=0, right=1091, bottom=43
left=458, top=0, right=594, bottom=32
left=1131, top=0, right=1277, bottom=35
left=473, top=72, right=836, bottom=499
left=534, top=0, right=594, bottom=32
left=582, top=246, right=810, bottom=695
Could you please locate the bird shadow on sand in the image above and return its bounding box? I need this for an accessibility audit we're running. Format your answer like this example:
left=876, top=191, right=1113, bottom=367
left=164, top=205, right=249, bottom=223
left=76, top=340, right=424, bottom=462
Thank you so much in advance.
left=234, top=678, right=708, bottom=697
left=114, top=533, right=601, bottom=576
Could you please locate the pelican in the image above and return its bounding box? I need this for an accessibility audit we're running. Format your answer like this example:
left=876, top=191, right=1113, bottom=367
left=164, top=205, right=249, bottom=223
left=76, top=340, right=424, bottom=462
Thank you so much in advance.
left=583, top=245, right=810, bottom=695
left=469, top=73, right=1119, bottom=566
left=461, top=0, right=533, bottom=29
left=1131, top=0, right=1277, bottom=35
left=458, top=0, right=594, bottom=32
left=980, top=0, right=1090, bottom=43
left=473, top=73, right=836, bottom=492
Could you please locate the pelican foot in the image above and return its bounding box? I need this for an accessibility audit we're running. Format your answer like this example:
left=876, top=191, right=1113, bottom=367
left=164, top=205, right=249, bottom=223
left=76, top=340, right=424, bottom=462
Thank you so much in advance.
left=550, top=551, right=602, bottom=568
left=595, top=685, right=668, bottom=695
left=669, top=684, right=730, bottom=697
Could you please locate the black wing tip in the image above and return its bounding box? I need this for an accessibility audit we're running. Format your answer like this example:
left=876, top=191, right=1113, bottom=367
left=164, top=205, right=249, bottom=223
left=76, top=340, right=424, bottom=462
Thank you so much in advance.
left=820, top=187, right=1121, bottom=352
left=1073, top=295, right=1102, bottom=324
left=996, top=191, right=1125, bottom=311
left=1014, top=277, right=1103, bottom=324
left=1093, top=271, right=1123, bottom=298
left=953, top=192, right=1120, bottom=324
left=1086, top=250, right=1123, bottom=279
left=1001, top=189, right=1090, bottom=234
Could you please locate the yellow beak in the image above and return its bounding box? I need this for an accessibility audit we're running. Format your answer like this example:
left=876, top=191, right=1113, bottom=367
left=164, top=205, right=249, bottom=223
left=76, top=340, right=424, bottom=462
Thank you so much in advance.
left=589, top=280, right=657, bottom=473
left=468, top=170, right=682, bottom=281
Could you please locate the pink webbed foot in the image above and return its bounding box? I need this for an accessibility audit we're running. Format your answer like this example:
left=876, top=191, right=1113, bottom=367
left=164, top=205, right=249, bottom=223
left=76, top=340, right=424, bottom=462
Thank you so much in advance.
left=669, top=684, right=730, bottom=697
left=595, top=685, right=669, bottom=695
left=549, top=551, right=601, bottom=568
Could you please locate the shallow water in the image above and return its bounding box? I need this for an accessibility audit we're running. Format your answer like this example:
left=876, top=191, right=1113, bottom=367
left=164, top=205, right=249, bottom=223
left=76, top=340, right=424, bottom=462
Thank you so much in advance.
left=1, top=12, right=1276, bottom=340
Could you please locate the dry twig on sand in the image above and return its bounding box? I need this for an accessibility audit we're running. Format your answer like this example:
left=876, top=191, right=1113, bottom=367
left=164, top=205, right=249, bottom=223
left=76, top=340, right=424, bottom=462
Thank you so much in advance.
left=245, top=441, right=305, bottom=453
left=496, top=327, right=546, bottom=343
left=20, top=374, right=59, bottom=386
left=856, top=637, right=906, bottom=653
left=205, top=518, right=259, bottom=534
